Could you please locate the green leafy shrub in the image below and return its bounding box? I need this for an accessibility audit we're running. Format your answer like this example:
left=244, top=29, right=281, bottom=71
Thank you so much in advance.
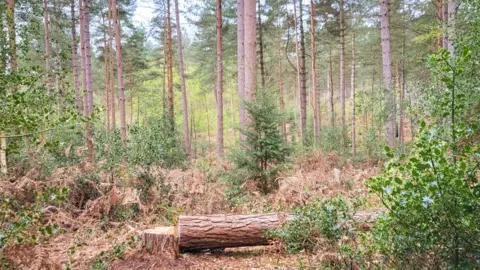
left=367, top=122, right=480, bottom=268
left=268, top=196, right=363, bottom=253
left=226, top=88, right=291, bottom=194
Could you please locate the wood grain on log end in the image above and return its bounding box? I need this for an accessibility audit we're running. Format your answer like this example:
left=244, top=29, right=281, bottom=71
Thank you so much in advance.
left=143, top=226, right=178, bottom=259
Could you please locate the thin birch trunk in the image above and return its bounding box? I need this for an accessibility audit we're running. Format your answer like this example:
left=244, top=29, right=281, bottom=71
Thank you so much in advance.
left=447, top=0, right=455, bottom=54
left=329, top=46, right=334, bottom=128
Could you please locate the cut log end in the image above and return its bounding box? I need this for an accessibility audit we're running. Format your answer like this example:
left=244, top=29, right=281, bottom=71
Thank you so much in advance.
left=143, top=226, right=178, bottom=259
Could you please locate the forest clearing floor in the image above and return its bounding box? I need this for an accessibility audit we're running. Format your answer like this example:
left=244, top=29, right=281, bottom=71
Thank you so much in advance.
left=2, top=152, right=381, bottom=269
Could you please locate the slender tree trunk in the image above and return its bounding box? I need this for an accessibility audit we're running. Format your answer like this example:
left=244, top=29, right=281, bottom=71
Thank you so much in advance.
left=371, top=70, right=375, bottom=128
left=310, top=0, right=318, bottom=145
left=292, top=0, right=305, bottom=139
left=1, top=0, right=17, bottom=174
left=80, top=0, right=94, bottom=163
left=112, top=0, right=127, bottom=143
left=216, top=0, right=224, bottom=160
left=44, top=0, right=53, bottom=94
left=174, top=0, right=191, bottom=158
left=129, top=61, right=133, bottom=126
left=436, top=0, right=442, bottom=50
left=257, top=0, right=265, bottom=88
left=329, top=46, right=334, bottom=128
left=103, top=14, right=110, bottom=132
left=299, top=0, right=307, bottom=142
left=277, top=31, right=286, bottom=139
left=379, top=0, right=395, bottom=147
left=400, top=40, right=405, bottom=145
left=71, top=0, right=82, bottom=114
left=339, top=0, right=346, bottom=146
left=244, top=0, right=256, bottom=100
left=108, top=0, right=116, bottom=129
left=447, top=0, right=455, bottom=54
left=166, top=0, right=174, bottom=126
left=442, top=0, right=448, bottom=49
left=351, top=34, right=356, bottom=156
left=237, top=0, right=246, bottom=136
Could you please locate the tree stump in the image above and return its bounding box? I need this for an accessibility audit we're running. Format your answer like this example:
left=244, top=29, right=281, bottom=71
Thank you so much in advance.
left=143, top=226, right=178, bottom=259
left=178, top=213, right=293, bottom=251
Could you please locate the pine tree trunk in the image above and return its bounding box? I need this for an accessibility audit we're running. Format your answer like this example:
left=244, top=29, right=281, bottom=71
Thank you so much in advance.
left=447, top=0, right=455, bottom=54
left=299, top=0, right=307, bottom=142
left=351, top=34, right=356, bottom=156
left=44, top=0, right=53, bottom=94
left=244, top=0, right=256, bottom=100
left=310, top=0, right=318, bottom=145
left=257, top=0, right=265, bottom=88
left=80, top=0, right=94, bottom=163
left=399, top=40, right=406, bottom=145
left=329, top=46, right=335, bottom=128
left=102, top=14, right=110, bottom=132
left=144, top=227, right=178, bottom=259
left=1, top=0, right=16, bottom=174
left=112, top=0, right=127, bottom=143
left=237, top=0, right=246, bottom=137
left=277, top=31, right=286, bottom=139
left=216, top=0, right=224, bottom=160
left=436, top=0, right=442, bottom=50
left=129, top=61, right=133, bottom=126
left=442, top=0, right=448, bottom=49
left=379, top=0, right=395, bottom=147
left=166, top=0, right=175, bottom=126
left=178, top=214, right=291, bottom=251
left=339, top=0, right=346, bottom=147
left=71, top=0, right=82, bottom=114
left=108, top=0, right=116, bottom=129
left=292, top=0, right=304, bottom=138
left=174, top=0, right=191, bottom=159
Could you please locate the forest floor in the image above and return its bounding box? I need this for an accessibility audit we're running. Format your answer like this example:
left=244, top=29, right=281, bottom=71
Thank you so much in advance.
left=2, top=152, right=381, bottom=269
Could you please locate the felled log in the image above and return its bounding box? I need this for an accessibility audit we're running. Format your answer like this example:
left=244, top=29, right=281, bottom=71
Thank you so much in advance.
left=178, top=213, right=294, bottom=251
left=143, top=226, right=178, bottom=259
left=144, top=210, right=382, bottom=254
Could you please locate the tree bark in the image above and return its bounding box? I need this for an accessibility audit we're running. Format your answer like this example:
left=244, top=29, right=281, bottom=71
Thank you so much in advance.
left=166, top=0, right=175, bottom=126
left=44, top=0, right=53, bottom=94
left=178, top=214, right=292, bottom=251
left=237, top=0, right=246, bottom=137
left=71, top=0, right=82, bottom=114
left=1, top=0, right=16, bottom=174
left=112, top=0, right=127, bottom=143
left=447, top=0, right=455, bottom=54
left=257, top=0, right=265, bottom=89
left=177, top=211, right=380, bottom=251
left=442, top=0, right=448, bottom=49
left=216, top=0, right=224, bottom=161
left=102, top=14, right=110, bottom=132
left=339, top=0, right=346, bottom=147
left=244, top=0, right=256, bottom=101
left=144, top=227, right=178, bottom=259
left=329, top=46, right=334, bottom=128
left=310, top=0, right=318, bottom=145
left=174, top=0, right=191, bottom=159
left=379, top=0, right=395, bottom=147
left=277, top=31, right=286, bottom=139
left=351, top=34, right=356, bottom=156
left=299, top=0, right=307, bottom=142
left=129, top=61, right=133, bottom=126
left=108, top=0, right=116, bottom=129
left=292, top=0, right=303, bottom=138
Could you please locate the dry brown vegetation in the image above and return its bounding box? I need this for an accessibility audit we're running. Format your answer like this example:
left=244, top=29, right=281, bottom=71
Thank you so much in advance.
left=1, top=152, right=380, bottom=269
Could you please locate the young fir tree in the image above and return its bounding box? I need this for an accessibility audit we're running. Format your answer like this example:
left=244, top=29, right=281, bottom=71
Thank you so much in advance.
left=231, top=88, right=291, bottom=194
